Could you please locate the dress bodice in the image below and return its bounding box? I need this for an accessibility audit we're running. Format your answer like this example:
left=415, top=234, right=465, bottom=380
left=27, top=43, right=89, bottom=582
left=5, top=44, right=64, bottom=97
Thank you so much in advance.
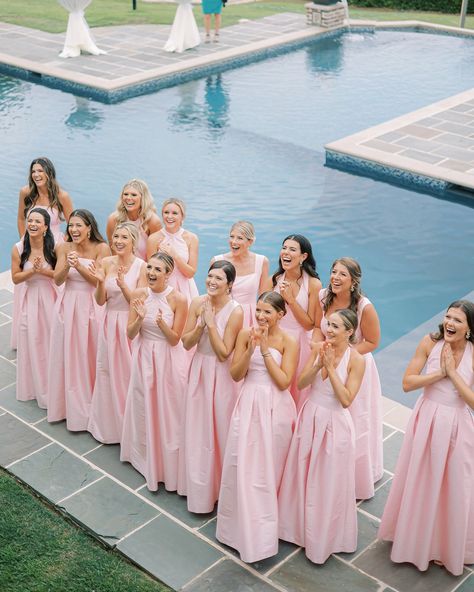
left=424, top=340, right=474, bottom=409
left=275, top=271, right=309, bottom=334
left=105, top=257, right=143, bottom=311
left=197, top=299, right=241, bottom=356
left=214, top=253, right=264, bottom=308
left=245, top=346, right=282, bottom=385
left=140, top=286, right=174, bottom=341
left=67, top=258, right=95, bottom=292
left=128, top=218, right=148, bottom=261
left=15, top=241, right=53, bottom=286
left=309, top=346, right=351, bottom=410
left=319, top=288, right=370, bottom=344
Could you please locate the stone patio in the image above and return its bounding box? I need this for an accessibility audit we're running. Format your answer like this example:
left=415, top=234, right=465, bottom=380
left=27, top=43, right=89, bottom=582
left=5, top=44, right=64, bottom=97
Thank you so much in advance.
left=0, top=274, right=472, bottom=592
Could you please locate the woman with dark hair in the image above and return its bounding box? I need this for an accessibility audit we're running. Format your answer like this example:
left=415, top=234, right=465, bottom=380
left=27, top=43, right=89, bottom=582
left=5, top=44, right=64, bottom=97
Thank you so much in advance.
left=210, top=221, right=268, bottom=327
left=47, top=209, right=110, bottom=431
left=11, top=208, right=57, bottom=408
left=279, top=309, right=365, bottom=563
left=12, top=157, right=73, bottom=350
left=216, top=291, right=298, bottom=563
left=120, top=252, right=188, bottom=492
left=177, top=259, right=243, bottom=513
left=379, top=300, right=474, bottom=576
left=314, top=257, right=383, bottom=500
left=267, top=234, right=322, bottom=408
left=87, top=222, right=147, bottom=444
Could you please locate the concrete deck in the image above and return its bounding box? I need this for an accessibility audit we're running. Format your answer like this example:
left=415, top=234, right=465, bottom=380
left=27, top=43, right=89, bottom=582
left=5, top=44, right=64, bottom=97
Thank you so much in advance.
left=326, top=88, right=474, bottom=194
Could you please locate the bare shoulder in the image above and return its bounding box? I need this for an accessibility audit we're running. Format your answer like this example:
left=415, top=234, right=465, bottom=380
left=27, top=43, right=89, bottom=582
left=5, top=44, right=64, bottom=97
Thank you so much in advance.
left=56, top=241, right=72, bottom=255
left=170, top=288, right=187, bottom=306
left=96, top=242, right=112, bottom=257
left=130, top=287, right=148, bottom=300
left=19, top=185, right=29, bottom=200
left=419, top=333, right=437, bottom=354
left=283, top=331, right=298, bottom=350
left=309, top=276, right=323, bottom=292
left=182, top=229, right=198, bottom=243
left=349, top=347, right=365, bottom=368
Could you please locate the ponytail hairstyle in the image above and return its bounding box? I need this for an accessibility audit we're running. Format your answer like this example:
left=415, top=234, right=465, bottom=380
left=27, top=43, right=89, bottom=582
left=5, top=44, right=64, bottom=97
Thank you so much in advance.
left=23, top=157, right=65, bottom=220
left=334, top=308, right=358, bottom=344
left=257, top=291, right=287, bottom=316
left=208, top=259, right=236, bottom=291
left=272, top=234, right=319, bottom=287
left=322, top=257, right=363, bottom=314
left=149, top=251, right=175, bottom=273
left=20, top=207, right=57, bottom=270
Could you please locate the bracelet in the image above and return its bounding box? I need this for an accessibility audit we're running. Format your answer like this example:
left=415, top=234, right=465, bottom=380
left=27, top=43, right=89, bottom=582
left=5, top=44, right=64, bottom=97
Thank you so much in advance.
left=261, top=352, right=271, bottom=358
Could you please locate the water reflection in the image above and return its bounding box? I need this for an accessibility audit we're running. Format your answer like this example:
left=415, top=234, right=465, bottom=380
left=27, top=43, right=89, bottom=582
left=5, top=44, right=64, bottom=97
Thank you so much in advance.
left=204, top=74, right=229, bottom=133
left=306, top=37, right=344, bottom=76
left=0, top=76, right=26, bottom=123
left=65, top=97, right=104, bottom=131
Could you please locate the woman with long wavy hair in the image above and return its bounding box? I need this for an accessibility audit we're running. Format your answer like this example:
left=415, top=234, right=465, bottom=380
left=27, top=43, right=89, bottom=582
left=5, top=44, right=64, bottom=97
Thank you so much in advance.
left=11, top=207, right=57, bottom=408
left=107, top=179, right=162, bottom=261
left=47, top=209, right=110, bottom=431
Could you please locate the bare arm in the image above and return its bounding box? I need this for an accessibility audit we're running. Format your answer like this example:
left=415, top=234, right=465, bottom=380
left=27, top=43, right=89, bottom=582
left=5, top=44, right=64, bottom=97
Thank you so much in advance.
left=258, top=257, right=270, bottom=295
left=91, top=259, right=108, bottom=306
left=17, top=187, right=28, bottom=237
left=59, top=190, right=73, bottom=223
left=181, top=297, right=205, bottom=350
left=106, top=214, right=118, bottom=252
left=297, top=344, right=322, bottom=390
left=53, top=244, right=71, bottom=286
left=207, top=306, right=244, bottom=362
left=11, top=246, right=35, bottom=284
left=263, top=333, right=298, bottom=391
left=326, top=349, right=365, bottom=408
left=281, top=277, right=322, bottom=331
left=230, top=329, right=254, bottom=382
left=127, top=290, right=148, bottom=340
left=147, top=214, right=163, bottom=235
left=444, top=345, right=474, bottom=410
left=176, top=232, right=199, bottom=279
left=146, top=230, right=163, bottom=260
left=156, top=292, right=188, bottom=346
left=354, top=304, right=380, bottom=355
left=312, top=292, right=325, bottom=343
left=402, top=335, right=442, bottom=392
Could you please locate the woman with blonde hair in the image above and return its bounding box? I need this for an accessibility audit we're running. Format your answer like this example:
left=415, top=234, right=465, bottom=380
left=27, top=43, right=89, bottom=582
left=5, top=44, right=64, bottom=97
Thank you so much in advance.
left=211, top=220, right=268, bottom=327
left=147, top=198, right=199, bottom=303
left=87, top=222, right=147, bottom=443
left=107, top=179, right=162, bottom=261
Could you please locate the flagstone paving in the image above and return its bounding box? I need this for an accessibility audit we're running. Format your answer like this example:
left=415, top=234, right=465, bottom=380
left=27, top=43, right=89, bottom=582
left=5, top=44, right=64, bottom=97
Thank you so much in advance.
left=0, top=282, right=472, bottom=591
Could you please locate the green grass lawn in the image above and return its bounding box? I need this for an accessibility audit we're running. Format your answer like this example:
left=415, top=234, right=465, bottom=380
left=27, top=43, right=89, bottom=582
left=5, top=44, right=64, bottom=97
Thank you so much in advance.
left=0, top=0, right=472, bottom=32
left=0, top=469, right=170, bottom=592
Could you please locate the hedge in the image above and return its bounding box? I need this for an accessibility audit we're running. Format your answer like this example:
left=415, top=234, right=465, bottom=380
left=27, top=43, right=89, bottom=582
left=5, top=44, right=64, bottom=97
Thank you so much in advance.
left=348, top=0, right=473, bottom=14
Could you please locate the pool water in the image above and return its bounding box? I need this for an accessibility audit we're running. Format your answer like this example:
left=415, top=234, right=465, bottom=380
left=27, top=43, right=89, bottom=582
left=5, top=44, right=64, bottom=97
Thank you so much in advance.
left=1, top=30, right=474, bottom=349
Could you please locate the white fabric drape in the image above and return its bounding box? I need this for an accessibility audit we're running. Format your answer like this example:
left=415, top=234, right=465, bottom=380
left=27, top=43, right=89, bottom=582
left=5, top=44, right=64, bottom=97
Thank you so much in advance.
left=164, top=0, right=201, bottom=53
left=58, top=0, right=106, bottom=58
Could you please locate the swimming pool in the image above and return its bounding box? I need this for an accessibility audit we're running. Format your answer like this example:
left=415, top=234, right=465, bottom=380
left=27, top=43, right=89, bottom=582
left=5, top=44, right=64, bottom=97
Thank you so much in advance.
left=1, top=29, right=473, bottom=349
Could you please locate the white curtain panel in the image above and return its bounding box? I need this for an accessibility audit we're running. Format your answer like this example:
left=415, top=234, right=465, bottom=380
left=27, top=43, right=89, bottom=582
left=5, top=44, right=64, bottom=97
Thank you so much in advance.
left=58, top=0, right=106, bottom=58
left=164, top=0, right=201, bottom=53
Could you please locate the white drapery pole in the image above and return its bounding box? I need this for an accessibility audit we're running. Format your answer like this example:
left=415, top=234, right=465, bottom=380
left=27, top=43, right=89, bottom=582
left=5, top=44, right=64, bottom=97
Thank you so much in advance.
left=58, top=0, right=106, bottom=58
left=459, top=0, right=469, bottom=28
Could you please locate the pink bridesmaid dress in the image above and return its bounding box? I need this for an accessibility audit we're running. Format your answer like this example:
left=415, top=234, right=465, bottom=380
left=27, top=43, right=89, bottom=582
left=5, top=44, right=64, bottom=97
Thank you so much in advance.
left=160, top=228, right=198, bottom=303
left=11, top=206, right=64, bottom=350
left=15, top=242, right=57, bottom=409
left=319, top=288, right=383, bottom=499
left=275, top=272, right=312, bottom=408
left=214, top=253, right=265, bottom=327
left=278, top=346, right=357, bottom=563
left=87, top=257, right=145, bottom=444
left=47, top=258, right=102, bottom=431
left=379, top=340, right=474, bottom=576
left=120, top=286, right=188, bottom=491
left=216, top=346, right=296, bottom=563
left=177, top=299, right=242, bottom=513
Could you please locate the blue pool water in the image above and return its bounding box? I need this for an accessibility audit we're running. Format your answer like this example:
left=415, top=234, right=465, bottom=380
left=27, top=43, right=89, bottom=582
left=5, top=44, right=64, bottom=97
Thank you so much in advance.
left=1, top=30, right=474, bottom=349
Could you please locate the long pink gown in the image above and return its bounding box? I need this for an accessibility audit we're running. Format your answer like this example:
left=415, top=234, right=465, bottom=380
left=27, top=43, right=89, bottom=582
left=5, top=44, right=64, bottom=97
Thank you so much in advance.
left=275, top=272, right=312, bottom=409
left=278, top=346, right=357, bottom=563
left=177, top=299, right=242, bottom=513
left=160, top=228, right=198, bottom=303
left=87, top=257, right=145, bottom=444
left=319, top=288, right=383, bottom=500
left=379, top=340, right=474, bottom=576
left=120, top=286, right=188, bottom=491
left=216, top=347, right=296, bottom=563
left=47, top=258, right=102, bottom=431
left=15, top=242, right=57, bottom=409
left=11, top=206, right=64, bottom=350
left=214, top=253, right=265, bottom=327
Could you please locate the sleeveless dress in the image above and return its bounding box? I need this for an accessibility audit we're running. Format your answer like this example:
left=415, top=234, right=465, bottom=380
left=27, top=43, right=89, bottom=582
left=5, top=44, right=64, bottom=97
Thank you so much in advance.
left=128, top=218, right=148, bottom=261
left=120, top=287, right=188, bottom=491
left=11, top=206, right=64, bottom=350
left=160, top=228, right=198, bottom=303
left=216, top=346, right=296, bottom=563
left=87, top=257, right=145, bottom=444
left=275, top=272, right=312, bottom=409
left=278, top=346, right=357, bottom=563
left=319, top=288, right=383, bottom=500
left=379, top=340, right=474, bottom=576
left=47, top=258, right=102, bottom=431
left=177, top=298, right=242, bottom=513
left=214, top=253, right=265, bottom=327
left=15, top=242, right=57, bottom=409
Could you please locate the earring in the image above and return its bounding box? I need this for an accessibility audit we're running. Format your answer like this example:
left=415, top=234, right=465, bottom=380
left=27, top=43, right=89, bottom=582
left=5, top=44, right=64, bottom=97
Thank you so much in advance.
left=467, top=331, right=471, bottom=340
left=227, top=288, right=231, bottom=294
left=350, top=285, right=355, bottom=292
left=87, top=231, right=91, bottom=239
left=299, top=261, right=303, bottom=267
left=43, top=231, right=46, bottom=237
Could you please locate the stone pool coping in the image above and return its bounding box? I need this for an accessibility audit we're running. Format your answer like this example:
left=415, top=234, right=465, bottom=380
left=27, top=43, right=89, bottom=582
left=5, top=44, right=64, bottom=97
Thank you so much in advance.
left=0, top=16, right=474, bottom=103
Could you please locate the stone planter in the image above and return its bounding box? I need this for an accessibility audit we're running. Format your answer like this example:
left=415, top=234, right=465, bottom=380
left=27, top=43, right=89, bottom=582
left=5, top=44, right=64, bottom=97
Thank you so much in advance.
left=305, top=2, right=346, bottom=28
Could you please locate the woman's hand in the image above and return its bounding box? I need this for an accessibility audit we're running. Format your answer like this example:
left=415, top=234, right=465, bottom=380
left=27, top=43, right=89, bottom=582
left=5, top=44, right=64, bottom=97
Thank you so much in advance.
left=132, top=298, right=146, bottom=320
left=279, top=280, right=296, bottom=305
left=202, top=298, right=216, bottom=328
left=88, top=261, right=105, bottom=283
left=159, top=240, right=176, bottom=259
left=116, top=265, right=126, bottom=289
left=321, top=342, right=335, bottom=369
left=67, top=251, right=79, bottom=269
left=442, top=344, right=456, bottom=378
left=32, top=256, right=43, bottom=273
left=256, top=326, right=269, bottom=355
